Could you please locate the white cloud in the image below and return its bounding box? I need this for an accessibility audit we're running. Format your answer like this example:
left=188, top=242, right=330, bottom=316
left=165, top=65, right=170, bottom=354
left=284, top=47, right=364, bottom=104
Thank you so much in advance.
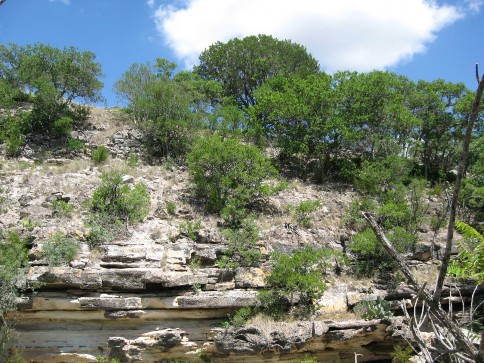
left=151, top=0, right=476, bottom=72
left=147, top=0, right=155, bottom=8
left=49, top=0, right=70, bottom=4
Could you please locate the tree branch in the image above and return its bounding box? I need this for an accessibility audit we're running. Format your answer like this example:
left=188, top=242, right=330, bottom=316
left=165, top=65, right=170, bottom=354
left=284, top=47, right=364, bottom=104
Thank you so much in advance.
left=434, top=66, right=484, bottom=301
left=361, top=211, right=478, bottom=360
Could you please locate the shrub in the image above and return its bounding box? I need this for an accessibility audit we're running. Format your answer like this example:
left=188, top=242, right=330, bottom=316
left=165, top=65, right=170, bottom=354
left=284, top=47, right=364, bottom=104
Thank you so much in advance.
left=294, top=200, right=321, bottom=228
left=187, top=135, right=276, bottom=226
left=52, top=116, right=73, bottom=138
left=353, top=296, right=392, bottom=320
left=0, top=231, right=29, bottom=354
left=91, top=171, right=150, bottom=224
left=295, top=357, right=319, bottom=363
left=260, top=246, right=333, bottom=319
left=216, top=219, right=262, bottom=269
left=179, top=220, right=202, bottom=241
left=221, top=306, right=255, bottom=328
left=126, top=153, right=139, bottom=167
left=5, top=347, right=27, bottom=363
left=165, top=201, right=176, bottom=216
left=67, top=138, right=84, bottom=151
left=51, top=199, right=74, bottom=218
left=41, top=233, right=79, bottom=267
left=355, top=155, right=411, bottom=199
left=0, top=116, right=26, bottom=157
left=69, top=103, right=91, bottom=121
left=85, top=213, right=125, bottom=249
left=351, top=226, right=417, bottom=277
left=91, top=145, right=110, bottom=165
left=390, top=344, right=414, bottom=363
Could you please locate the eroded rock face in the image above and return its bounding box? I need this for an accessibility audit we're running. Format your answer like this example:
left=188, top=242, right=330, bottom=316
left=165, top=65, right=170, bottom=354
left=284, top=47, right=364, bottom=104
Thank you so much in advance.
left=2, top=107, right=432, bottom=362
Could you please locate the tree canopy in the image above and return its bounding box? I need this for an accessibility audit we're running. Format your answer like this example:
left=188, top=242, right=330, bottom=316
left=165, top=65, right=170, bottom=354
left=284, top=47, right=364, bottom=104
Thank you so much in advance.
left=195, top=34, right=320, bottom=108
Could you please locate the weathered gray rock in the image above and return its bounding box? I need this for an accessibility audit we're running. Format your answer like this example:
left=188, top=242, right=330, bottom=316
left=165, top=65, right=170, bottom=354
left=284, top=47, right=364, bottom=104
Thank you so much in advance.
left=79, top=295, right=142, bottom=310
left=215, top=326, right=268, bottom=354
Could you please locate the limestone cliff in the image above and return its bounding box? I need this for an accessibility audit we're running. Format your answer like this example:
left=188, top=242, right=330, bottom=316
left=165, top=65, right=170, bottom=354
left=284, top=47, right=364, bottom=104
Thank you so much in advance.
left=0, top=108, right=458, bottom=362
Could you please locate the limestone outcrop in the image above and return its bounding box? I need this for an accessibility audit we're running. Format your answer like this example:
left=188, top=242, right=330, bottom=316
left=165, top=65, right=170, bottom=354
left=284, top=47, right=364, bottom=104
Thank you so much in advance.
left=2, top=107, right=460, bottom=363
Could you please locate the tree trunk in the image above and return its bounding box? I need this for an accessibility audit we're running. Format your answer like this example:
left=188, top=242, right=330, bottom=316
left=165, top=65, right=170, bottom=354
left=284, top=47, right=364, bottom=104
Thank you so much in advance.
left=433, top=67, right=484, bottom=302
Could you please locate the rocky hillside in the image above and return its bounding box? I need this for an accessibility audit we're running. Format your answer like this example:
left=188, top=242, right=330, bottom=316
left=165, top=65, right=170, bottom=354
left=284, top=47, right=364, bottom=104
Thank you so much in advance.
left=0, top=108, right=466, bottom=363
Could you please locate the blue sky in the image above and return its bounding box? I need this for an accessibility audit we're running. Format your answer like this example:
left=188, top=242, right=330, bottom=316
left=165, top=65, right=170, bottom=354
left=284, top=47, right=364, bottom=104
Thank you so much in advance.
left=1, top=0, right=483, bottom=106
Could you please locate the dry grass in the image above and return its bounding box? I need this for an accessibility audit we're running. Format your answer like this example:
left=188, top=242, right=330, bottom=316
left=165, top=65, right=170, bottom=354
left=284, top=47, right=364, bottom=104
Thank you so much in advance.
left=317, top=309, right=358, bottom=322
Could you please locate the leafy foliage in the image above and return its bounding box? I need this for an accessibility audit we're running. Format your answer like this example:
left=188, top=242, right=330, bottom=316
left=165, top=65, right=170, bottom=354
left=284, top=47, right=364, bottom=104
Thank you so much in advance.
left=353, top=296, right=392, bottom=320
left=0, top=43, right=103, bottom=137
left=85, top=213, right=125, bottom=250
left=220, top=306, right=255, bottom=328
left=196, top=34, right=319, bottom=109
left=91, top=171, right=150, bottom=224
left=91, top=145, right=110, bottom=165
left=179, top=220, right=202, bottom=241
left=293, top=200, right=321, bottom=228
left=0, top=231, right=29, bottom=354
left=187, top=135, right=276, bottom=225
left=41, top=233, right=79, bottom=267
left=115, top=59, right=206, bottom=159
left=259, top=246, right=337, bottom=319
left=216, top=219, right=262, bottom=269
left=449, top=221, right=484, bottom=283
left=390, top=344, right=414, bottom=363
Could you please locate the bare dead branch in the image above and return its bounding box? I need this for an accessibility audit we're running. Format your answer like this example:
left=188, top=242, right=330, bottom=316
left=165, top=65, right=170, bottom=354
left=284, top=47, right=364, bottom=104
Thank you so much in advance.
left=434, top=68, right=484, bottom=302
left=361, top=211, right=478, bottom=360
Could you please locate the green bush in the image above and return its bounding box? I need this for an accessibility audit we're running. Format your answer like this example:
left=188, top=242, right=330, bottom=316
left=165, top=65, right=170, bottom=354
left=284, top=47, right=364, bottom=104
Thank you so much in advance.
left=390, top=344, right=414, bottom=363
left=221, top=306, right=255, bottom=328
left=69, top=103, right=91, bottom=121
left=0, top=231, right=29, bottom=353
left=187, top=135, right=276, bottom=226
left=67, top=138, right=84, bottom=151
left=351, top=226, right=417, bottom=277
left=51, top=199, right=75, bottom=218
left=260, top=246, right=332, bottom=319
left=294, top=357, right=319, bottom=363
left=5, top=347, right=27, bottom=363
left=165, top=201, right=176, bottom=216
left=52, top=116, right=73, bottom=137
left=355, top=155, right=411, bottom=198
left=0, top=116, right=26, bottom=157
left=353, top=296, right=392, bottom=320
left=91, top=145, right=110, bottom=165
left=41, top=233, right=79, bottom=267
left=126, top=153, right=139, bottom=167
left=85, top=213, right=125, bottom=249
left=179, top=220, right=202, bottom=241
left=91, top=171, right=150, bottom=224
left=294, top=200, right=321, bottom=228
left=216, top=219, right=261, bottom=269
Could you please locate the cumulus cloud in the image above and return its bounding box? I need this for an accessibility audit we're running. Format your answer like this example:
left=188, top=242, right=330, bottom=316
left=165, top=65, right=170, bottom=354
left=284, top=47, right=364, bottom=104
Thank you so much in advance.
left=151, top=0, right=476, bottom=72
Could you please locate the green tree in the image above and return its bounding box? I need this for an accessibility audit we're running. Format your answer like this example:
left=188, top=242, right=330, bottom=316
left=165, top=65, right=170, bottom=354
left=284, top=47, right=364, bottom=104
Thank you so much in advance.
left=195, top=34, right=320, bottom=109
left=115, top=59, right=206, bottom=158
left=186, top=135, right=276, bottom=225
left=332, top=71, right=418, bottom=161
left=249, top=73, right=335, bottom=177
left=0, top=43, right=104, bottom=140
left=411, top=79, right=470, bottom=180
